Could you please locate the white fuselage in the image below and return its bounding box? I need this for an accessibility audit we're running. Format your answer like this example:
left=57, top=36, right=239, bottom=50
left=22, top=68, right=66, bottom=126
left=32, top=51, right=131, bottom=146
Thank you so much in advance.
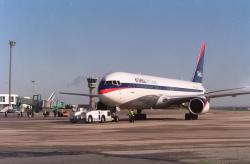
left=98, top=72, right=205, bottom=109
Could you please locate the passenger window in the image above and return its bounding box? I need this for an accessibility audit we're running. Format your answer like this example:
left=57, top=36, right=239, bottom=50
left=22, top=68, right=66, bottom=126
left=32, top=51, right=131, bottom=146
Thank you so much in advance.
left=117, top=81, right=121, bottom=85
left=113, top=81, right=117, bottom=85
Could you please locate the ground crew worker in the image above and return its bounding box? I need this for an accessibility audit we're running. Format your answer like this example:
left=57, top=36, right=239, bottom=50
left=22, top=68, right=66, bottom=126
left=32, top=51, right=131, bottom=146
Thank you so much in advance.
left=26, top=106, right=31, bottom=117
left=131, top=110, right=135, bottom=123
left=53, top=109, right=57, bottom=117
left=128, top=109, right=135, bottom=123
left=128, top=110, right=131, bottom=122
left=20, top=104, right=25, bottom=117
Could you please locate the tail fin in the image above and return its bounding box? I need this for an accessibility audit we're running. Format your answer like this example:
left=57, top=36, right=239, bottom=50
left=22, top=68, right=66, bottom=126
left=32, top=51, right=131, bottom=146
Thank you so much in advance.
left=192, top=43, right=205, bottom=83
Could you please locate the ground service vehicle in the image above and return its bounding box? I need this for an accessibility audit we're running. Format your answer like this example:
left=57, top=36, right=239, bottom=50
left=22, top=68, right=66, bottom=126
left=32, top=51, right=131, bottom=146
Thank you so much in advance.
left=70, top=109, right=116, bottom=123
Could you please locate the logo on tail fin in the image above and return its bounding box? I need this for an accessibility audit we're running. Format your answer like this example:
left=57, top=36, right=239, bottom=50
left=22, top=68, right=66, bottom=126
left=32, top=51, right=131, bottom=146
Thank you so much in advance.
left=192, top=43, right=205, bottom=83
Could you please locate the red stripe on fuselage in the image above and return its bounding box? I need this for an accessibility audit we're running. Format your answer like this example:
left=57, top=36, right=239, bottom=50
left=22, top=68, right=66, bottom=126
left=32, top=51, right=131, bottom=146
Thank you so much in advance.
left=99, top=88, right=126, bottom=94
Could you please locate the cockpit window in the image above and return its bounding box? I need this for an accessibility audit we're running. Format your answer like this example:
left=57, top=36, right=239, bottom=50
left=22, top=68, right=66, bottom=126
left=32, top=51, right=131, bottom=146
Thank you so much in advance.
left=106, top=81, right=112, bottom=85
left=100, top=80, right=105, bottom=85
left=103, top=80, right=121, bottom=86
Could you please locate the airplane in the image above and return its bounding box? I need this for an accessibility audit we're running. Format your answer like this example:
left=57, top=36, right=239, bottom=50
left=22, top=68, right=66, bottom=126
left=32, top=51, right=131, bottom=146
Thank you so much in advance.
left=61, top=43, right=250, bottom=120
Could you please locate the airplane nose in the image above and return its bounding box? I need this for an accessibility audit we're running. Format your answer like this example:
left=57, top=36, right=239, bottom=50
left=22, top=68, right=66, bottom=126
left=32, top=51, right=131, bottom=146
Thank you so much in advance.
left=98, top=80, right=121, bottom=106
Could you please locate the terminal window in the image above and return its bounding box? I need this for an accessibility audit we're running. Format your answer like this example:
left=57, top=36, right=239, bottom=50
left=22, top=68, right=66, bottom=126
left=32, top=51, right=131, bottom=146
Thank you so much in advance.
left=0, top=96, right=5, bottom=102
left=11, top=96, right=14, bottom=102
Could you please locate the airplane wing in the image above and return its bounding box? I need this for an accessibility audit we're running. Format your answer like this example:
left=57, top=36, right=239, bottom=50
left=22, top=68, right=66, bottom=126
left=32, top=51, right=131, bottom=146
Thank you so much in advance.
left=204, top=87, right=250, bottom=98
left=165, top=87, right=250, bottom=103
left=60, top=87, right=250, bottom=108
left=60, top=92, right=99, bottom=97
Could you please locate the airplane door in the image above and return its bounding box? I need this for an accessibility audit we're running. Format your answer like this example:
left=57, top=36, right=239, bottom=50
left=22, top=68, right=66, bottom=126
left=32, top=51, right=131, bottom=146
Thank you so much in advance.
left=118, top=90, right=123, bottom=103
left=118, top=83, right=123, bottom=101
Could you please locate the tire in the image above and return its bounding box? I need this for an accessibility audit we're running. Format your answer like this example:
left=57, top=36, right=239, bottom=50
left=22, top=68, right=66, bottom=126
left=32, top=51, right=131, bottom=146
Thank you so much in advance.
left=191, top=114, right=198, bottom=120
left=185, top=113, right=198, bottom=120
left=70, top=118, right=78, bottom=123
left=185, top=113, right=191, bottom=120
left=114, top=116, right=119, bottom=122
left=88, top=116, right=93, bottom=123
left=101, top=115, right=106, bottom=123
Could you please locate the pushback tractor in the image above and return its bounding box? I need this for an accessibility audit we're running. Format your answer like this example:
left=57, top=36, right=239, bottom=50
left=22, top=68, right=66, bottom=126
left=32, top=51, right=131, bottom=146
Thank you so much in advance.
left=69, top=109, right=119, bottom=123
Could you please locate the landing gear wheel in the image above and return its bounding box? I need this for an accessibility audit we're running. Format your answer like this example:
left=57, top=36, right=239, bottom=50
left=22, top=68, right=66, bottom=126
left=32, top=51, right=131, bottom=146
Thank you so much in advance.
left=185, top=113, right=191, bottom=120
left=137, top=109, right=142, bottom=114
left=88, top=116, right=93, bottom=123
left=101, top=116, right=106, bottom=123
left=191, top=114, right=198, bottom=120
left=114, top=116, right=119, bottom=122
left=185, top=113, right=198, bottom=120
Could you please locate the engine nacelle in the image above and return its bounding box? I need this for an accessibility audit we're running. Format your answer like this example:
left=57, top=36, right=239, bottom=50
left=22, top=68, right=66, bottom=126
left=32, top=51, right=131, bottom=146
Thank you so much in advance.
left=188, top=97, right=210, bottom=115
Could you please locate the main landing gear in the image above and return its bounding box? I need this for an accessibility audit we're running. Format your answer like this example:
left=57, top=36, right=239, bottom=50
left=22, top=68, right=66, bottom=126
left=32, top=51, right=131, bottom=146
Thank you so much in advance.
left=133, top=109, right=147, bottom=120
left=185, top=113, right=198, bottom=120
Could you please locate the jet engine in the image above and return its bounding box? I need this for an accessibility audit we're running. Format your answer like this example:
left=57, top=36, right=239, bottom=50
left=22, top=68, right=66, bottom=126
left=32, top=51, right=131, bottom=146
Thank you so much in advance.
left=188, top=97, right=210, bottom=115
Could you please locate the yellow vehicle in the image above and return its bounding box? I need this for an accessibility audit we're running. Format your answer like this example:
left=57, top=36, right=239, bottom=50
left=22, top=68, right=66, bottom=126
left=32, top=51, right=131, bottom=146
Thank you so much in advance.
left=57, top=109, right=69, bottom=117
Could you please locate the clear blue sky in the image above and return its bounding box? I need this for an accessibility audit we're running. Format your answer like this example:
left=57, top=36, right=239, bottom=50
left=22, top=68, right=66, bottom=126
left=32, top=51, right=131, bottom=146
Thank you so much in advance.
left=1, top=0, right=250, bottom=106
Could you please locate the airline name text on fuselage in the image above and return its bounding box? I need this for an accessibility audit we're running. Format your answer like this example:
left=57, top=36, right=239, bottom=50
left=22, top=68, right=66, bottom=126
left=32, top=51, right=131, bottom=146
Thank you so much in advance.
left=134, top=77, right=157, bottom=84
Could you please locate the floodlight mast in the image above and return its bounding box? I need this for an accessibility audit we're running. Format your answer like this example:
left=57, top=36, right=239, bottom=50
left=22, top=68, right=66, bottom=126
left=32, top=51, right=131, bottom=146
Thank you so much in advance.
left=7, top=40, right=16, bottom=117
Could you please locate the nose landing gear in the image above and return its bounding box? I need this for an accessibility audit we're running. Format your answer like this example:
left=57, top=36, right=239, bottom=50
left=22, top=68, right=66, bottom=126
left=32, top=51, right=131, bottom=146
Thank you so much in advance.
left=185, top=113, right=198, bottom=120
left=133, top=109, right=147, bottom=120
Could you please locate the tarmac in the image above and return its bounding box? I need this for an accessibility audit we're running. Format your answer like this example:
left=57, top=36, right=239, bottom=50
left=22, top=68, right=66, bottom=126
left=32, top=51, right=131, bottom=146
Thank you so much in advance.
left=0, top=109, right=250, bottom=164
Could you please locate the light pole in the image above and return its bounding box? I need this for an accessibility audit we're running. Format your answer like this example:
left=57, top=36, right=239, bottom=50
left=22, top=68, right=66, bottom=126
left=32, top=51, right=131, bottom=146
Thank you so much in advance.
left=8, top=40, right=16, bottom=117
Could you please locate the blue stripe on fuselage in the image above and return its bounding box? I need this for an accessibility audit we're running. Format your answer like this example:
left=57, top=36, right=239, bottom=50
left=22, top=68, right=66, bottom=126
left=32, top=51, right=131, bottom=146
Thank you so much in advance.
left=98, top=82, right=204, bottom=93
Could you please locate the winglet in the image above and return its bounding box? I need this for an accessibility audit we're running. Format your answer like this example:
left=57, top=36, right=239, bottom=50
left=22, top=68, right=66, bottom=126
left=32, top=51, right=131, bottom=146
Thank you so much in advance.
left=192, top=42, right=206, bottom=83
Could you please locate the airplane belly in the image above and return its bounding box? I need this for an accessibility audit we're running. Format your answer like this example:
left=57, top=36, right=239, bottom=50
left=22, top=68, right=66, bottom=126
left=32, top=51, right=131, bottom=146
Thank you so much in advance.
left=99, top=91, right=122, bottom=106
left=118, top=88, right=162, bottom=109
